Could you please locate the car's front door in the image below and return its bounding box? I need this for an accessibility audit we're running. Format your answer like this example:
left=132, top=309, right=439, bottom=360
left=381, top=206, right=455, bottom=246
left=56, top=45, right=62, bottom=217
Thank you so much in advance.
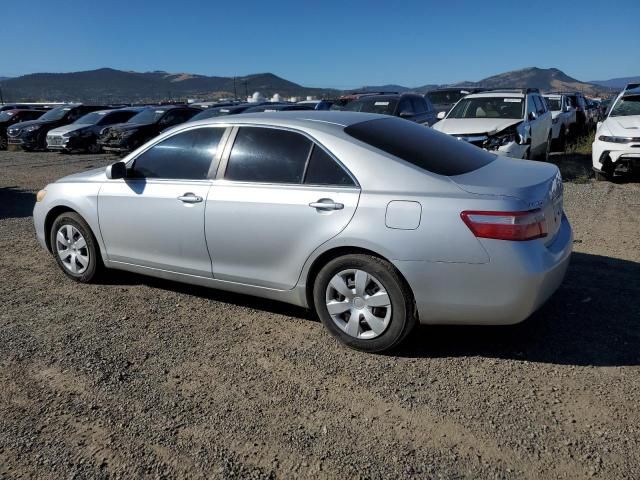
left=98, top=126, right=227, bottom=276
left=205, top=126, right=360, bottom=290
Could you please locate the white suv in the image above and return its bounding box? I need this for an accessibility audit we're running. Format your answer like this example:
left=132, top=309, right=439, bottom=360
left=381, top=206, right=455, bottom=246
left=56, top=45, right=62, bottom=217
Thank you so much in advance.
left=543, top=94, right=576, bottom=149
left=433, top=89, right=553, bottom=160
left=592, top=84, right=640, bottom=180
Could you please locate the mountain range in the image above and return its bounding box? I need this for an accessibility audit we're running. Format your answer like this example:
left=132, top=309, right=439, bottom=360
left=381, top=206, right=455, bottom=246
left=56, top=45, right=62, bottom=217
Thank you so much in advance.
left=589, top=76, right=640, bottom=89
left=0, top=67, right=627, bottom=103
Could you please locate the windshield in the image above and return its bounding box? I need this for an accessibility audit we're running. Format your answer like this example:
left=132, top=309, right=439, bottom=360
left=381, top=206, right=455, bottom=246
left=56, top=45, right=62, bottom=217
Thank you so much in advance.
left=0, top=111, right=16, bottom=121
left=74, top=111, right=107, bottom=125
left=343, top=97, right=398, bottom=115
left=448, top=97, right=524, bottom=119
left=427, top=91, right=467, bottom=105
left=610, top=96, right=640, bottom=117
left=544, top=98, right=562, bottom=111
left=127, top=108, right=166, bottom=124
left=39, top=106, right=73, bottom=121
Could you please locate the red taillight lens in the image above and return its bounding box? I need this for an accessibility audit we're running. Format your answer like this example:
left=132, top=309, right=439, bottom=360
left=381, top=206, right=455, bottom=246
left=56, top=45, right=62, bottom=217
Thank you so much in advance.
left=461, top=209, right=547, bottom=241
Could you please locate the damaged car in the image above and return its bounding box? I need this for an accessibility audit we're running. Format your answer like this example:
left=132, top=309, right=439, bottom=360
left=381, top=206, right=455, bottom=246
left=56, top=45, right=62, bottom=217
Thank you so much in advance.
left=543, top=94, right=576, bottom=150
left=7, top=104, right=108, bottom=151
left=46, top=108, right=143, bottom=153
left=0, top=109, right=46, bottom=150
left=592, top=84, right=640, bottom=181
left=433, top=88, right=552, bottom=160
left=98, top=105, right=200, bottom=154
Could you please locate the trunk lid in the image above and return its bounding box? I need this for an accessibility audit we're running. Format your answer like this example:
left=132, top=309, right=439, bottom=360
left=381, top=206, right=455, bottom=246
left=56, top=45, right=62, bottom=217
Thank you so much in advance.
left=451, top=156, right=564, bottom=244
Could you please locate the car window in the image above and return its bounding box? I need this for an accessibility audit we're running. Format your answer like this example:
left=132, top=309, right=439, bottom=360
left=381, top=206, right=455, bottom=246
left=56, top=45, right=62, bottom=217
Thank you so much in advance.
left=533, top=96, right=545, bottom=114
left=526, top=96, right=537, bottom=117
left=225, top=127, right=312, bottom=184
left=344, top=117, right=495, bottom=176
left=398, top=98, right=414, bottom=115
left=411, top=97, right=427, bottom=114
left=130, top=127, right=224, bottom=180
left=304, top=145, right=355, bottom=186
left=449, top=97, right=524, bottom=119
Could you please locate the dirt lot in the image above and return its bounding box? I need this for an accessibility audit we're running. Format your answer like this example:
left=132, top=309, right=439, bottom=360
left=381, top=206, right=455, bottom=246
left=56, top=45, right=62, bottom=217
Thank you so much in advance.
left=0, top=149, right=639, bottom=479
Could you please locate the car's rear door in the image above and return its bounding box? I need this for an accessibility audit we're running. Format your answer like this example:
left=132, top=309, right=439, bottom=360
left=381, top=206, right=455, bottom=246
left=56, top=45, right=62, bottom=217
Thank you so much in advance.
left=98, top=126, right=228, bottom=276
left=205, top=126, right=360, bottom=290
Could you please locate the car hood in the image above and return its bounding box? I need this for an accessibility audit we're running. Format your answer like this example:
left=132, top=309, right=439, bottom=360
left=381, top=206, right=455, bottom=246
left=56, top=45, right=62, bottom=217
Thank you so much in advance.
left=56, top=167, right=107, bottom=183
left=48, top=124, right=92, bottom=136
left=601, top=115, right=640, bottom=136
left=433, top=118, right=522, bottom=136
left=10, top=119, right=53, bottom=130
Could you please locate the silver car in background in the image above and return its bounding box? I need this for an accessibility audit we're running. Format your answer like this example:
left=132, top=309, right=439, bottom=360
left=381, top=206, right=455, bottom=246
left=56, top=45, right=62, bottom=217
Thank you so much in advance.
left=33, top=112, right=572, bottom=352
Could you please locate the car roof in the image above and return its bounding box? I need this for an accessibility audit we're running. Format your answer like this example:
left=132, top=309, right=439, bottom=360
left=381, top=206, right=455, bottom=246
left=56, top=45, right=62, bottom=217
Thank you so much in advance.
left=466, top=91, right=525, bottom=98
left=184, top=110, right=385, bottom=132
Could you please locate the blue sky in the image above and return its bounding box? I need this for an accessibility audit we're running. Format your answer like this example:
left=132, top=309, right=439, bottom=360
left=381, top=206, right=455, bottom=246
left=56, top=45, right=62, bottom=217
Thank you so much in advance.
left=1, top=0, right=638, bottom=88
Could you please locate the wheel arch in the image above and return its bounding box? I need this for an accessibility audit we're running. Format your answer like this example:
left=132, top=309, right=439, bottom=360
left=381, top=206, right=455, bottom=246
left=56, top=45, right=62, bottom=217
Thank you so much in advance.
left=303, top=246, right=417, bottom=316
left=44, top=206, right=103, bottom=259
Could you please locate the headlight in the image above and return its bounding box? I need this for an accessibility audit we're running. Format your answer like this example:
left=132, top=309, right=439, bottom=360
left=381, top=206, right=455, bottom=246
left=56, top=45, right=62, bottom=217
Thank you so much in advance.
left=598, top=135, right=639, bottom=144
left=25, top=125, right=41, bottom=133
left=36, top=189, right=47, bottom=202
left=484, top=132, right=517, bottom=150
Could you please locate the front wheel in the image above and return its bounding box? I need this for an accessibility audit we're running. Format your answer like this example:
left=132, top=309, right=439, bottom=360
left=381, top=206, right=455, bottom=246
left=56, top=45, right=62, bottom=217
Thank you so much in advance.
left=50, top=212, right=102, bottom=282
left=313, top=254, right=417, bottom=352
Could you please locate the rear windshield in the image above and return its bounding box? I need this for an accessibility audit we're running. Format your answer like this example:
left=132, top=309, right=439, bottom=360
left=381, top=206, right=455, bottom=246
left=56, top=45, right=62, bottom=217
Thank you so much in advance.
left=344, top=117, right=495, bottom=176
left=343, top=97, right=398, bottom=115
left=544, top=98, right=562, bottom=111
left=427, top=90, right=466, bottom=105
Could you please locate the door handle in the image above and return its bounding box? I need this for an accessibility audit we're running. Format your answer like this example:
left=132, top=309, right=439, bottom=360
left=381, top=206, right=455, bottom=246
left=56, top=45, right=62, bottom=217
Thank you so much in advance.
left=177, top=193, right=203, bottom=203
left=309, top=199, right=344, bottom=211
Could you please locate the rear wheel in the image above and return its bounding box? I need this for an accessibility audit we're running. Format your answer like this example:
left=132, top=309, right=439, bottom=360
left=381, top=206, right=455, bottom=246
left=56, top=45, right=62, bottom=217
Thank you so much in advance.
left=50, top=212, right=102, bottom=283
left=313, top=254, right=417, bottom=352
left=86, top=142, right=101, bottom=154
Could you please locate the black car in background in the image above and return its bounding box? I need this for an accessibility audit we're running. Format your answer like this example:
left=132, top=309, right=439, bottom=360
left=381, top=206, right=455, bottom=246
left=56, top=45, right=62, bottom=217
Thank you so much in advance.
left=341, top=92, right=439, bottom=126
left=45, top=107, right=144, bottom=153
left=242, top=103, right=315, bottom=113
left=0, top=109, right=46, bottom=149
left=98, top=105, right=200, bottom=153
left=7, top=104, right=109, bottom=151
left=426, top=87, right=486, bottom=116
left=187, top=103, right=258, bottom=122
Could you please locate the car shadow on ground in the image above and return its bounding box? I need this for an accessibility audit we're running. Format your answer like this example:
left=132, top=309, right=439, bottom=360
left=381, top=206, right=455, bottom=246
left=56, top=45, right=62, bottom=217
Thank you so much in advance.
left=550, top=151, right=593, bottom=182
left=0, top=186, right=36, bottom=220
left=399, top=252, right=640, bottom=367
left=103, top=251, right=639, bottom=367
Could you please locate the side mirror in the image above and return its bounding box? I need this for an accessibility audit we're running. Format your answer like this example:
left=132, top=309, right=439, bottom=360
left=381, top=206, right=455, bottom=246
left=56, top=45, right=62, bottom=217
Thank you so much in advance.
left=528, top=111, right=537, bottom=121
left=106, top=161, right=127, bottom=180
left=437, top=111, right=446, bottom=120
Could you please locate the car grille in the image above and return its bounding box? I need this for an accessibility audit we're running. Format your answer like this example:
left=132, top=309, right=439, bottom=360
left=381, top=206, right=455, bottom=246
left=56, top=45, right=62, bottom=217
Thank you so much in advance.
left=47, top=136, right=65, bottom=146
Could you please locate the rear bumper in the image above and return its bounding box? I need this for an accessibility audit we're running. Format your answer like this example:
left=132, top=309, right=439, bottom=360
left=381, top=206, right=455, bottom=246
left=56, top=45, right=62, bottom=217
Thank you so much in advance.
left=395, top=214, right=573, bottom=325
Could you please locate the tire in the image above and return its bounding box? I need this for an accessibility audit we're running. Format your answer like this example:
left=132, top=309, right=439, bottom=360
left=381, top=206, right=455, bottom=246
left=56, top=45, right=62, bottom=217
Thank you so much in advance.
left=312, top=254, right=417, bottom=353
left=0, top=136, right=7, bottom=150
left=87, top=143, right=102, bottom=154
left=594, top=171, right=608, bottom=182
left=50, top=212, right=102, bottom=283
left=557, top=127, right=566, bottom=152
left=524, top=147, right=531, bottom=160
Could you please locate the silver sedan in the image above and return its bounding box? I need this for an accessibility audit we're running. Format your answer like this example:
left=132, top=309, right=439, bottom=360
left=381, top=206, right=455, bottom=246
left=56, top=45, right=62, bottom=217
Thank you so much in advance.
left=33, top=111, right=572, bottom=352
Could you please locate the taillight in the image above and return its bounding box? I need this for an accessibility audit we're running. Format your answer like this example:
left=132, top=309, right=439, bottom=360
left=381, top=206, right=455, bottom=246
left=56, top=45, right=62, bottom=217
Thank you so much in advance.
left=461, top=209, right=547, bottom=241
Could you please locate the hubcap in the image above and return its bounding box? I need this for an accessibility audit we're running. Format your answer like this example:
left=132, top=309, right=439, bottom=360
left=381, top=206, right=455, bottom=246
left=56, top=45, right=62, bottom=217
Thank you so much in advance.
left=55, top=225, right=89, bottom=274
left=325, top=269, right=392, bottom=339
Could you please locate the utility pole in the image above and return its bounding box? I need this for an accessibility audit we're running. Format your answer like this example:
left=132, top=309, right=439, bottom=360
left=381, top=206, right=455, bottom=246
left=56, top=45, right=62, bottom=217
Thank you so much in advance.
left=244, top=79, right=248, bottom=99
left=233, top=77, right=237, bottom=99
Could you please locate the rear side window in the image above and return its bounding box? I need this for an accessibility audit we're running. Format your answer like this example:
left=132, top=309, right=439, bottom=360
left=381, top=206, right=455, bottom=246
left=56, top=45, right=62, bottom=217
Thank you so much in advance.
left=344, top=117, right=495, bottom=176
left=130, top=127, right=224, bottom=180
left=304, top=146, right=355, bottom=186
left=225, top=127, right=312, bottom=183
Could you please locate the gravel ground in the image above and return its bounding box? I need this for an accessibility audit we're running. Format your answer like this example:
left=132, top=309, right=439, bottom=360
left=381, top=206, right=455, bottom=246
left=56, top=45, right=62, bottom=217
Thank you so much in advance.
left=0, top=149, right=639, bottom=479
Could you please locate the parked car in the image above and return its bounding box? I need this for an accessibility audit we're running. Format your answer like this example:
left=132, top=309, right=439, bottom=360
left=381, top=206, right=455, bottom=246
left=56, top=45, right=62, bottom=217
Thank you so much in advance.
left=297, top=100, right=335, bottom=110
left=556, top=92, right=590, bottom=134
left=0, top=109, right=46, bottom=150
left=433, top=88, right=553, bottom=160
left=592, top=84, right=640, bottom=181
left=33, top=111, right=571, bottom=353
left=97, top=105, right=200, bottom=154
left=46, top=108, right=144, bottom=153
left=341, top=93, right=438, bottom=126
left=243, top=103, right=315, bottom=113
left=7, top=104, right=109, bottom=151
left=543, top=94, right=576, bottom=150
left=426, top=87, right=486, bottom=116
left=187, top=104, right=258, bottom=122
left=0, top=104, right=38, bottom=112
left=329, top=91, right=395, bottom=111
